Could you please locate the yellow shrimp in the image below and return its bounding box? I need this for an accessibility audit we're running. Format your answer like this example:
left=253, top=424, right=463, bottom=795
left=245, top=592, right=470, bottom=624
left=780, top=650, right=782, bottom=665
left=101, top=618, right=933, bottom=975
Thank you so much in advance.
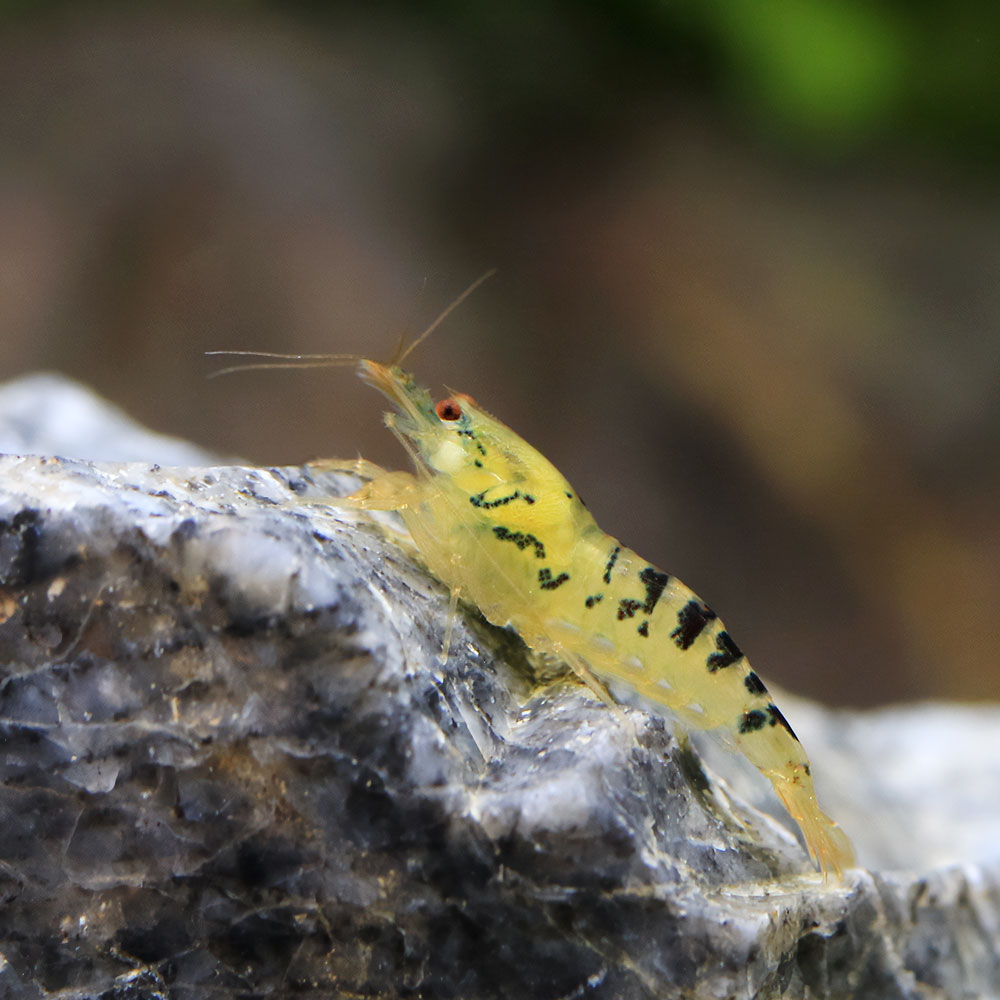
left=209, top=326, right=854, bottom=877
left=339, top=360, right=854, bottom=877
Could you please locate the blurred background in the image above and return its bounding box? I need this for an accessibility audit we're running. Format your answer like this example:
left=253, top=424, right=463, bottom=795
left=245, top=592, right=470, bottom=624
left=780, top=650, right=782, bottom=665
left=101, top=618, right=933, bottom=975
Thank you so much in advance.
left=1, top=1, right=998, bottom=707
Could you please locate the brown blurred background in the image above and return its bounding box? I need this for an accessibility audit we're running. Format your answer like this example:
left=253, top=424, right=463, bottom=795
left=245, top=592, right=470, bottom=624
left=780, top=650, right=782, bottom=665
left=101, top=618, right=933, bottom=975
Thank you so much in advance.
left=2, top=2, right=998, bottom=707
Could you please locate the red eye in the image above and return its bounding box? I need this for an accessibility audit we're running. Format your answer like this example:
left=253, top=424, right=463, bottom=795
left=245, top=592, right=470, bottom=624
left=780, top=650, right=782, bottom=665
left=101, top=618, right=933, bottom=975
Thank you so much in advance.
left=435, top=398, right=463, bottom=421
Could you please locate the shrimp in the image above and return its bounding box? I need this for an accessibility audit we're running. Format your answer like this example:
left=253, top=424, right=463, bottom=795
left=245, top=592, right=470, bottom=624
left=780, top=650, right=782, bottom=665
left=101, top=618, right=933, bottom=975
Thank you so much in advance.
left=341, top=360, right=854, bottom=877
left=208, top=323, right=854, bottom=878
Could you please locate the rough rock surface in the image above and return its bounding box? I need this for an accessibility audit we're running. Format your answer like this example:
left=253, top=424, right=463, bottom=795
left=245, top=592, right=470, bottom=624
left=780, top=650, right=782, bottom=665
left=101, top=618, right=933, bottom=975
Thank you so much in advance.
left=0, top=373, right=998, bottom=1000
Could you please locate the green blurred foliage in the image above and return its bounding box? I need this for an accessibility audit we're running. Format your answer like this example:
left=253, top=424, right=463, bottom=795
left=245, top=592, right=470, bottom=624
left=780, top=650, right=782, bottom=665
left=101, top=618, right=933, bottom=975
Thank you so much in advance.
left=255, top=0, right=1000, bottom=161
left=4, top=0, right=999, bottom=160
left=703, top=0, right=911, bottom=147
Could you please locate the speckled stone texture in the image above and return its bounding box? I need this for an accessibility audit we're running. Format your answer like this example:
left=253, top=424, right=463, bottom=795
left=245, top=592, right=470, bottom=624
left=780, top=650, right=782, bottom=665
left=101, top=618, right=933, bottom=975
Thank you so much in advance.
left=1, top=374, right=998, bottom=1000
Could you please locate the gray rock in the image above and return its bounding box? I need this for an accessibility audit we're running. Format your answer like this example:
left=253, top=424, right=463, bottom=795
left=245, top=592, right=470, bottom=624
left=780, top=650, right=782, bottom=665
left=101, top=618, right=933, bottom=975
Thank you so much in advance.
left=0, top=374, right=998, bottom=999
left=0, top=373, right=214, bottom=465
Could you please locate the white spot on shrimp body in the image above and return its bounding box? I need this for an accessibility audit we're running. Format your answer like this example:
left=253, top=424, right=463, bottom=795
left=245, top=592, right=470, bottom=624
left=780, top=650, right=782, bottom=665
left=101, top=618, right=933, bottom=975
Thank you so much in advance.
left=551, top=619, right=581, bottom=637
left=429, top=440, right=467, bottom=473
left=590, top=635, right=615, bottom=655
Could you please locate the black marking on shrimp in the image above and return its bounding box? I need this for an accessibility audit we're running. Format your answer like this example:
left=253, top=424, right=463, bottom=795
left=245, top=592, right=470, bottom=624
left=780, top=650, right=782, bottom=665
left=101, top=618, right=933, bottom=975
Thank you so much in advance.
left=767, top=703, right=798, bottom=741
left=565, top=491, right=573, bottom=499
left=671, top=600, right=717, bottom=650
left=707, top=631, right=743, bottom=672
left=492, top=526, right=545, bottom=559
left=602, top=546, right=621, bottom=584
left=538, top=568, right=570, bottom=590
left=638, top=566, right=670, bottom=614
left=637, top=620, right=649, bottom=637
left=617, top=598, right=642, bottom=620
left=458, top=428, right=487, bottom=456
left=739, top=710, right=767, bottom=734
left=470, top=489, right=535, bottom=509
left=744, top=671, right=767, bottom=696
left=474, top=459, right=483, bottom=468
left=585, top=593, right=604, bottom=608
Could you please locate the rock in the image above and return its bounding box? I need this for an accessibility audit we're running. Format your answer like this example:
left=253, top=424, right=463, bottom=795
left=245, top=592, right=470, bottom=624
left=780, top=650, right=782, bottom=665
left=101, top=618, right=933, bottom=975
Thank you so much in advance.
left=0, top=373, right=998, bottom=999
left=0, top=373, right=214, bottom=465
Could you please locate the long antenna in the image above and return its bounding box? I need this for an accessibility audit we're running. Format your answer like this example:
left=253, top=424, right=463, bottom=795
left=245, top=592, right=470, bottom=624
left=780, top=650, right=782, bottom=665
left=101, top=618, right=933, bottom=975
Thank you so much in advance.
left=206, top=267, right=497, bottom=377
left=204, top=352, right=358, bottom=378
left=394, top=268, right=497, bottom=367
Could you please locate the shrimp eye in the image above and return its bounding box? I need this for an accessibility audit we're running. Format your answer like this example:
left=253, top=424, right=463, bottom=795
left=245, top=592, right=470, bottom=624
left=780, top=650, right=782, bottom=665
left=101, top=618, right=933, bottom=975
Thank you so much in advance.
left=436, top=398, right=463, bottom=421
